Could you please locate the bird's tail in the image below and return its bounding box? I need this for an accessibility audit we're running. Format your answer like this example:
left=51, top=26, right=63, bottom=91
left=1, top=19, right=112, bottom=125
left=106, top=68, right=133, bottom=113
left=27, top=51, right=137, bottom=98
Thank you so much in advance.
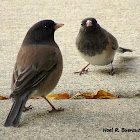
left=4, top=94, right=29, bottom=127
left=117, top=47, right=133, bottom=53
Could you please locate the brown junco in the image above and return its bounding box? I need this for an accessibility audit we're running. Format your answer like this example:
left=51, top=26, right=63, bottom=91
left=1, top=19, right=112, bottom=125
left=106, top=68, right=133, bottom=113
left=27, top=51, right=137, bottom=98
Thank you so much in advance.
left=4, top=20, right=64, bottom=127
left=75, top=17, right=132, bottom=75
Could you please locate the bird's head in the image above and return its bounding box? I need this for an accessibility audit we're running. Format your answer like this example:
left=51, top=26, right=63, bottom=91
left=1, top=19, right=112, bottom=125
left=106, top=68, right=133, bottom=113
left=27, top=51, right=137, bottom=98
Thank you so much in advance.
left=80, top=17, right=99, bottom=33
left=23, top=20, right=64, bottom=45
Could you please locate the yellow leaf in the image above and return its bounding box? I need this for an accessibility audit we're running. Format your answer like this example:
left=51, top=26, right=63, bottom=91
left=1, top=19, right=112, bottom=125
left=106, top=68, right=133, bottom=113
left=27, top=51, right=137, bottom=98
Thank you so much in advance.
left=31, top=93, right=69, bottom=100
left=0, top=96, right=8, bottom=100
left=70, top=90, right=118, bottom=99
left=93, top=90, right=117, bottom=99
left=46, top=93, right=69, bottom=100
left=70, top=92, right=96, bottom=99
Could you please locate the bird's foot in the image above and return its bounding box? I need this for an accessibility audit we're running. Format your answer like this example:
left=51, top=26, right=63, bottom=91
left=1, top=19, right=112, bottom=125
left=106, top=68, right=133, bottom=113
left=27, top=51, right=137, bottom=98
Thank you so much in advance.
left=109, top=62, right=115, bottom=76
left=74, top=68, right=89, bottom=75
left=41, top=95, right=64, bottom=113
left=23, top=105, right=34, bottom=112
left=109, top=69, right=115, bottom=76
left=74, top=63, right=90, bottom=75
left=48, top=107, right=64, bottom=113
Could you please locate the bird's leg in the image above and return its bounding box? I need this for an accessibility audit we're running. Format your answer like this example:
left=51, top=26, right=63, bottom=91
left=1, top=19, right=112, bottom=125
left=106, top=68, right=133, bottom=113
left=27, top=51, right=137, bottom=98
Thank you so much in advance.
left=42, top=96, right=64, bottom=113
left=74, top=63, right=90, bottom=75
left=109, top=62, right=115, bottom=76
left=23, top=105, right=34, bottom=112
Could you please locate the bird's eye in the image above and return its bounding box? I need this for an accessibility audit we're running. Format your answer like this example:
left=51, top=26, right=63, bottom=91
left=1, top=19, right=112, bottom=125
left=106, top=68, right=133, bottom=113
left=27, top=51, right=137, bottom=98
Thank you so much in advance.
left=81, top=23, right=83, bottom=26
left=44, top=26, right=48, bottom=29
left=95, top=20, right=97, bottom=23
left=45, top=25, right=52, bottom=30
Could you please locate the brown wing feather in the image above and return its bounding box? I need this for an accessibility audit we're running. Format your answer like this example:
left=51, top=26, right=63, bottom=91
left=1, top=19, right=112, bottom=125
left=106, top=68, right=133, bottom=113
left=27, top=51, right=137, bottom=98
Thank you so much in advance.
left=107, top=32, right=118, bottom=50
left=11, top=45, right=58, bottom=98
left=102, top=27, right=118, bottom=51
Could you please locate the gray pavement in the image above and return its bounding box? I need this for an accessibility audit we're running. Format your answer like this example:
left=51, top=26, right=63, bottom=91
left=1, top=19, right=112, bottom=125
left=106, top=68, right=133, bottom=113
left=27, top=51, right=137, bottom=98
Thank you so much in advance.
left=0, top=0, right=140, bottom=139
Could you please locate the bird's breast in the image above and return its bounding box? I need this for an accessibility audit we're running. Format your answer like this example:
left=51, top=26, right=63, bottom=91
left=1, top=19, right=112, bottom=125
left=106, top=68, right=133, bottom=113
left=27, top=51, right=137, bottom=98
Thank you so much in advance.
left=77, top=46, right=117, bottom=66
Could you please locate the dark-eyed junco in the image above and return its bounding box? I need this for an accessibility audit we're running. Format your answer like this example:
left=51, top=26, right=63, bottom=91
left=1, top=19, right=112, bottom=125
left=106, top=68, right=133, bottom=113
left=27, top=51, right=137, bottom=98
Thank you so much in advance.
left=4, top=20, right=64, bottom=127
left=75, top=17, right=132, bottom=75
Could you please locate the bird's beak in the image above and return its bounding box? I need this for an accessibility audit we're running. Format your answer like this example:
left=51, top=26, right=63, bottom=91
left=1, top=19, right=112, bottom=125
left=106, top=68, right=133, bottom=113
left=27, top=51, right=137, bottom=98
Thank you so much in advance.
left=86, top=20, right=93, bottom=27
left=55, top=23, right=64, bottom=30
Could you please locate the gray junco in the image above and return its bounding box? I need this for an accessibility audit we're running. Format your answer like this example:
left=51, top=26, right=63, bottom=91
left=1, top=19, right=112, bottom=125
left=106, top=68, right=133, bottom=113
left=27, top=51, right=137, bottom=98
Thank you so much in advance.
left=75, top=17, right=132, bottom=75
left=4, top=20, right=64, bottom=127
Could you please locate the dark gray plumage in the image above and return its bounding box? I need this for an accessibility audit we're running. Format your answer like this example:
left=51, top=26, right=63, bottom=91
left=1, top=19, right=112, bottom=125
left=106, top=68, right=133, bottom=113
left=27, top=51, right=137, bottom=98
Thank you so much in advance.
left=4, top=20, right=64, bottom=127
left=75, top=17, right=132, bottom=75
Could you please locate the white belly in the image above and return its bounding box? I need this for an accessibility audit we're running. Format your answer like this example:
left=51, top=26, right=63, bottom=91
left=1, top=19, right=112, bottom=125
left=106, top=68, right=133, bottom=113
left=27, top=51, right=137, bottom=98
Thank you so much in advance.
left=78, top=50, right=115, bottom=66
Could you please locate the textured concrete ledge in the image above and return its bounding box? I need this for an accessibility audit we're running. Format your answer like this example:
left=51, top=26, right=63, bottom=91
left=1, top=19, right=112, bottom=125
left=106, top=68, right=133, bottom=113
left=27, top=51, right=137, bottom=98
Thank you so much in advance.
left=0, top=0, right=139, bottom=139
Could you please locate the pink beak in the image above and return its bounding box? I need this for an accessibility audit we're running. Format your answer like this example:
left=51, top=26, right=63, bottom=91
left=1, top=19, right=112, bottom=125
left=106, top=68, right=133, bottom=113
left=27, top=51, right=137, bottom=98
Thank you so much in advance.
left=55, top=23, right=64, bottom=30
left=86, top=20, right=93, bottom=27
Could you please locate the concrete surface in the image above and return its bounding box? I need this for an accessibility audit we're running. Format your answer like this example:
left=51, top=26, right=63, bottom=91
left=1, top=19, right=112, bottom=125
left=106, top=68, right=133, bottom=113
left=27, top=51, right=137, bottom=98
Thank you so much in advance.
left=0, top=0, right=140, bottom=139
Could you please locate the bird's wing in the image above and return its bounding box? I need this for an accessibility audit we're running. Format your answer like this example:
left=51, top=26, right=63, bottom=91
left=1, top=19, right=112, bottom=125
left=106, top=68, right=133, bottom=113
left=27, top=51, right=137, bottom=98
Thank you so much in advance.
left=101, top=27, right=118, bottom=50
left=10, top=45, right=59, bottom=99
left=107, top=32, right=118, bottom=50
